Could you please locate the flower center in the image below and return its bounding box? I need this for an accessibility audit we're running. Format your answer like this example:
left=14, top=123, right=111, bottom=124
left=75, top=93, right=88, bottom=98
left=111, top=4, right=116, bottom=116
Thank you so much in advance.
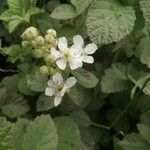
left=63, top=49, right=72, bottom=60
left=55, top=84, right=63, bottom=93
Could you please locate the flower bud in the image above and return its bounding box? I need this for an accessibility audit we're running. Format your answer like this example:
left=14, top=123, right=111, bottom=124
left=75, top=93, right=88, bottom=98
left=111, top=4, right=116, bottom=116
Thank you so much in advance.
left=22, top=41, right=29, bottom=48
left=45, top=34, right=55, bottom=44
left=36, top=36, right=45, bottom=46
left=32, top=49, right=43, bottom=58
left=44, top=54, right=56, bottom=64
left=30, top=40, right=37, bottom=48
left=49, top=67, right=56, bottom=75
left=40, top=65, right=49, bottom=75
left=21, top=27, right=38, bottom=41
left=46, top=29, right=57, bottom=38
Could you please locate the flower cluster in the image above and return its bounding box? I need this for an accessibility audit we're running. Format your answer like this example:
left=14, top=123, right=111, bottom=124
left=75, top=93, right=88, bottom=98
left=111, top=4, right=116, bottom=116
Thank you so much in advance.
left=51, top=35, right=98, bottom=70
left=21, top=27, right=57, bottom=59
left=21, top=27, right=98, bottom=106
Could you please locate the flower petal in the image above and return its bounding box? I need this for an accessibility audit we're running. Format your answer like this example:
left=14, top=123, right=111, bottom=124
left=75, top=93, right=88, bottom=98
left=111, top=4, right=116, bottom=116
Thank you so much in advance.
left=45, top=87, right=55, bottom=96
left=73, top=35, right=84, bottom=47
left=54, top=96, right=62, bottom=106
left=65, top=77, right=77, bottom=89
left=47, top=80, right=54, bottom=87
left=69, top=60, right=83, bottom=70
left=52, top=72, right=63, bottom=83
left=84, top=43, right=97, bottom=54
left=83, top=56, right=94, bottom=64
left=71, top=45, right=82, bottom=56
left=56, top=59, right=67, bottom=70
left=51, top=47, right=61, bottom=59
left=58, top=37, right=68, bottom=51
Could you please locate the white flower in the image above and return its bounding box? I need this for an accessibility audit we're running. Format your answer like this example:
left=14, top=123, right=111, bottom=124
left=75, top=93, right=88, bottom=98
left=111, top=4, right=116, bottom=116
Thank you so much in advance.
left=72, top=35, right=97, bottom=64
left=51, top=37, right=82, bottom=70
left=45, top=72, right=77, bottom=106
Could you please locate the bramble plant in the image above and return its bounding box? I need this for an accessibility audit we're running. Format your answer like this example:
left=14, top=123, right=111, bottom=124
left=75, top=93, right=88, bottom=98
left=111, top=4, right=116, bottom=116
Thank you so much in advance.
left=0, top=0, right=150, bottom=150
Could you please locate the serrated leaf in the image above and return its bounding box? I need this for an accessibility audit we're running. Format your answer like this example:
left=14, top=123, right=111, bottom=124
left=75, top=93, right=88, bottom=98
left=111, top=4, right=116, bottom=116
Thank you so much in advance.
left=51, top=4, right=77, bottom=20
left=70, top=109, right=90, bottom=127
left=0, top=0, right=43, bottom=32
left=140, top=0, right=150, bottom=24
left=86, top=0, right=136, bottom=45
left=0, top=117, right=13, bottom=150
left=71, top=68, right=98, bottom=88
left=12, top=118, right=29, bottom=150
left=119, top=133, right=150, bottom=150
left=2, top=74, right=20, bottom=92
left=22, top=115, right=58, bottom=150
left=1, top=92, right=30, bottom=118
left=137, top=36, right=150, bottom=68
left=101, top=63, right=132, bottom=93
left=137, top=124, right=150, bottom=144
left=71, top=0, right=91, bottom=14
left=27, top=71, right=48, bottom=92
left=54, top=116, right=81, bottom=150
left=36, top=94, right=54, bottom=112
left=18, top=77, right=36, bottom=96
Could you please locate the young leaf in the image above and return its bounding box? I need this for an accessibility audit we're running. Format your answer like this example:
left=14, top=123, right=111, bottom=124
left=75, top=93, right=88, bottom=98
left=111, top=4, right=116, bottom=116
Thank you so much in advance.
left=0, top=0, right=43, bottom=32
left=101, top=63, right=132, bottom=93
left=71, top=68, right=98, bottom=88
left=22, top=115, right=58, bottom=150
left=54, top=116, right=81, bottom=150
left=86, top=0, right=136, bottom=45
left=26, top=71, right=48, bottom=92
left=140, top=0, right=150, bottom=24
left=36, top=94, right=54, bottom=112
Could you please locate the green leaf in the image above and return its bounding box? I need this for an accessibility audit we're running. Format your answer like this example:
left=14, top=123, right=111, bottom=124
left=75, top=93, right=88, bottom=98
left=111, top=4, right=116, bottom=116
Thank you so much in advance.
left=140, top=0, right=150, bottom=24
left=70, top=109, right=90, bottom=127
left=1, top=92, right=30, bottom=118
left=2, top=74, right=20, bottom=92
left=71, top=68, right=98, bottom=88
left=27, top=71, right=48, bottom=92
left=137, top=36, right=150, bottom=68
left=0, top=117, right=13, bottom=150
left=51, top=4, right=77, bottom=20
left=101, top=63, right=132, bottom=93
left=71, top=0, right=91, bottom=14
left=119, top=133, right=150, bottom=150
left=18, top=77, right=36, bottom=96
left=22, top=115, right=58, bottom=150
left=36, top=94, right=54, bottom=112
left=54, top=116, right=81, bottom=150
left=0, top=0, right=43, bottom=32
left=86, top=0, right=136, bottom=45
left=140, top=111, right=150, bottom=125
left=12, top=118, right=30, bottom=150
left=137, top=124, right=150, bottom=144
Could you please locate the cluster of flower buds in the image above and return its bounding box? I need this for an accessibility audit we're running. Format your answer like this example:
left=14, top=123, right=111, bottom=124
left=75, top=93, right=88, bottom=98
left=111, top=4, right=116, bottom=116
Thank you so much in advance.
left=21, top=27, right=57, bottom=59
left=39, top=65, right=56, bottom=75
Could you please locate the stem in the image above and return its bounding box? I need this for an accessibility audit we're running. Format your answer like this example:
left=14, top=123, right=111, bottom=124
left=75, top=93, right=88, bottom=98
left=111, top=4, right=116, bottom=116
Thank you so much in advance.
left=59, top=108, right=110, bottom=130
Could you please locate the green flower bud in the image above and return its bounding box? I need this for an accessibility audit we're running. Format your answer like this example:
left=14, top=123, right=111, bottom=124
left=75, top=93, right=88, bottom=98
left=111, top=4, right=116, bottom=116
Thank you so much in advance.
left=36, top=36, right=45, bottom=46
left=21, top=27, right=38, bottom=41
left=22, top=41, right=29, bottom=48
left=32, top=49, right=43, bottom=58
left=30, top=40, right=37, bottom=48
left=44, top=54, right=56, bottom=64
left=40, top=65, right=49, bottom=75
left=46, top=29, right=57, bottom=38
left=49, top=67, right=56, bottom=75
left=45, top=34, right=57, bottom=46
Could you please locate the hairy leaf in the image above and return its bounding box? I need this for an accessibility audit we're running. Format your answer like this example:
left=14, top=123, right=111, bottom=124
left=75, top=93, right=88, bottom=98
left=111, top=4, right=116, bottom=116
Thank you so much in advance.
left=86, top=0, right=136, bottom=44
